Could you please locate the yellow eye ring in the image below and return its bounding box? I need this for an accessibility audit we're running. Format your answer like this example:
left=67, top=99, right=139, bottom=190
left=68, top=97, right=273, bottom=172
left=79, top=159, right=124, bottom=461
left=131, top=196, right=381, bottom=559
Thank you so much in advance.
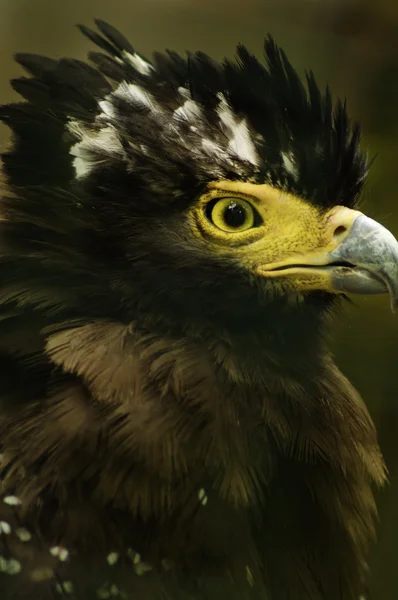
left=207, top=197, right=258, bottom=233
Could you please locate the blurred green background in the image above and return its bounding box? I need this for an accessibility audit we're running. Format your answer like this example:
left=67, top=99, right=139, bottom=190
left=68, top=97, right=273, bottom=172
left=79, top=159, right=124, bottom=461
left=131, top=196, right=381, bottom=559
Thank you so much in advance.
left=1, top=0, right=398, bottom=597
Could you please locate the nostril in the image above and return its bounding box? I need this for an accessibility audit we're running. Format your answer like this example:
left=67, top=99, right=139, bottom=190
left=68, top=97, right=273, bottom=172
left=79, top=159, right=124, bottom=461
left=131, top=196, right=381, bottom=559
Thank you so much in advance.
left=333, top=225, right=348, bottom=242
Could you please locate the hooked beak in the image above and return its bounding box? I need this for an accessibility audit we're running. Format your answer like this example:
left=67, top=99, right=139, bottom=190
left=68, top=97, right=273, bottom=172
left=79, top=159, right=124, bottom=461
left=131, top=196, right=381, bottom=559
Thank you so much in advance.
left=327, top=215, right=398, bottom=310
left=258, top=208, right=398, bottom=311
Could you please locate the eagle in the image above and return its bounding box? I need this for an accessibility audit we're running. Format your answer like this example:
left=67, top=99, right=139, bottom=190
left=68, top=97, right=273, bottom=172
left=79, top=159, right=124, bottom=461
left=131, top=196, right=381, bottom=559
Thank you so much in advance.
left=0, top=18, right=397, bottom=600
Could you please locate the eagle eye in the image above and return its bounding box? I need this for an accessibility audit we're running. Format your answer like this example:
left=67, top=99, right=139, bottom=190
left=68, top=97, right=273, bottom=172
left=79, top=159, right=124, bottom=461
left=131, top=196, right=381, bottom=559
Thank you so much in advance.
left=206, top=197, right=262, bottom=233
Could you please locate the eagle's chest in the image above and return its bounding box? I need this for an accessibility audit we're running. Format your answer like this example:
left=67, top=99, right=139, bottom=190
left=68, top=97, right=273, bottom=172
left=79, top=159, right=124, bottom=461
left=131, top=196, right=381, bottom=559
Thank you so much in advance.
left=0, top=369, right=275, bottom=598
left=0, top=457, right=270, bottom=600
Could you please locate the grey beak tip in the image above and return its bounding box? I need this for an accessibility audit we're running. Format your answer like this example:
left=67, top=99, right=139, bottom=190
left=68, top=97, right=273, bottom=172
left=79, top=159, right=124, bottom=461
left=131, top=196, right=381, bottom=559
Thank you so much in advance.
left=330, top=214, right=398, bottom=308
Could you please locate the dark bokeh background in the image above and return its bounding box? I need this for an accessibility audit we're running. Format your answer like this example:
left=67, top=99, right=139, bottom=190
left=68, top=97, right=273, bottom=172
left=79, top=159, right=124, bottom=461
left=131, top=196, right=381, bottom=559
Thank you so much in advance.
left=1, top=0, right=398, bottom=597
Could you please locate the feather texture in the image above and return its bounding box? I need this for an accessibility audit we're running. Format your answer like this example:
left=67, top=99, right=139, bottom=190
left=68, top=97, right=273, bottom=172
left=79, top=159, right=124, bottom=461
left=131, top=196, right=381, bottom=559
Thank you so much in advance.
left=0, top=20, right=384, bottom=600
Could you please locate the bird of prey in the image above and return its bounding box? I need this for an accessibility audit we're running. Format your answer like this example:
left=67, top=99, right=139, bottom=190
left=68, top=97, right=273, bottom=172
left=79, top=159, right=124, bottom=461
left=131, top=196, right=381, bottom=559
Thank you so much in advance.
left=0, top=18, right=397, bottom=600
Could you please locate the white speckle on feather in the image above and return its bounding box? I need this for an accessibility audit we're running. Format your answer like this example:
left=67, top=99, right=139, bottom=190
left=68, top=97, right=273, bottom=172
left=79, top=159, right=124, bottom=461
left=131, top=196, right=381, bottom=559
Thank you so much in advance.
left=281, top=151, right=298, bottom=180
left=127, top=142, right=150, bottom=157
left=49, top=545, right=60, bottom=557
left=49, top=546, right=69, bottom=561
left=114, top=82, right=158, bottom=113
left=173, top=99, right=202, bottom=123
left=127, top=548, right=141, bottom=563
left=134, top=561, right=153, bottom=575
left=71, top=155, right=92, bottom=179
left=198, top=488, right=206, bottom=500
left=246, top=565, right=255, bottom=586
left=0, top=521, right=11, bottom=535
left=178, top=86, right=191, bottom=100
left=217, top=94, right=260, bottom=166
left=15, top=527, right=32, bottom=542
left=201, top=138, right=226, bottom=158
left=59, top=547, right=69, bottom=562
left=70, top=123, right=122, bottom=155
left=123, top=51, right=153, bottom=75
left=126, top=548, right=153, bottom=575
left=55, top=581, right=74, bottom=594
left=198, top=488, right=208, bottom=505
left=0, top=556, right=21, bottom=575
left=227, top=119, right=259, bottom=165
left=98, top=99, right=116, bottom=120
left=107, top=551, right=119, bottom=566
left=69, top=122, right=124, bottom=179
left=3, top=495, right=21, bottom=506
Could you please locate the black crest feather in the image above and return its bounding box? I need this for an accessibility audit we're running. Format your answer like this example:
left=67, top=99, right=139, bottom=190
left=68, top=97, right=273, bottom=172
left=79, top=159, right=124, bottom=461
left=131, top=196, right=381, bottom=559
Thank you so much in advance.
left=1, top=20, right=368, bottom=207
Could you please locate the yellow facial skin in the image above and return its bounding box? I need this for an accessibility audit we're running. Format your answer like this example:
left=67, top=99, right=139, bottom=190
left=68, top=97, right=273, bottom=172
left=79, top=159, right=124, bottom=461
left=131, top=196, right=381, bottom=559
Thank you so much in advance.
left=190, top=180, right=363, bottom=296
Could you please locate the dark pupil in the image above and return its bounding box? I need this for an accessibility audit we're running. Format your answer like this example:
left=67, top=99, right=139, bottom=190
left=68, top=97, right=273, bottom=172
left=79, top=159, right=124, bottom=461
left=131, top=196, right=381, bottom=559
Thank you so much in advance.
left=223, top=202, right=246, bottom=228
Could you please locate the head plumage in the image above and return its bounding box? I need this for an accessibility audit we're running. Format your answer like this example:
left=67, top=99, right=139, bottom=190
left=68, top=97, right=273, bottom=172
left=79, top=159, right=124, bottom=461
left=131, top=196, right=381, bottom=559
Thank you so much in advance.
left=1, top=19, right=367, bottom=210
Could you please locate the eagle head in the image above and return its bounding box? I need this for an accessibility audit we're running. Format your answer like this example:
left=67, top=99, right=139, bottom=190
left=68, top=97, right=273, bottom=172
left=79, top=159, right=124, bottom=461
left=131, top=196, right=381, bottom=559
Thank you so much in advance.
left=0, top=19, right=397, bottom=600
left=2, top=19, right=398, bottom=342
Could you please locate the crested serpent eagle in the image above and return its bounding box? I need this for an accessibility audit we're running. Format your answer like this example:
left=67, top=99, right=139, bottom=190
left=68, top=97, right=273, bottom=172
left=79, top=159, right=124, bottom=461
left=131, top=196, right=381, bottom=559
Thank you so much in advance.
left=0, top=18, right=397, bottom=600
